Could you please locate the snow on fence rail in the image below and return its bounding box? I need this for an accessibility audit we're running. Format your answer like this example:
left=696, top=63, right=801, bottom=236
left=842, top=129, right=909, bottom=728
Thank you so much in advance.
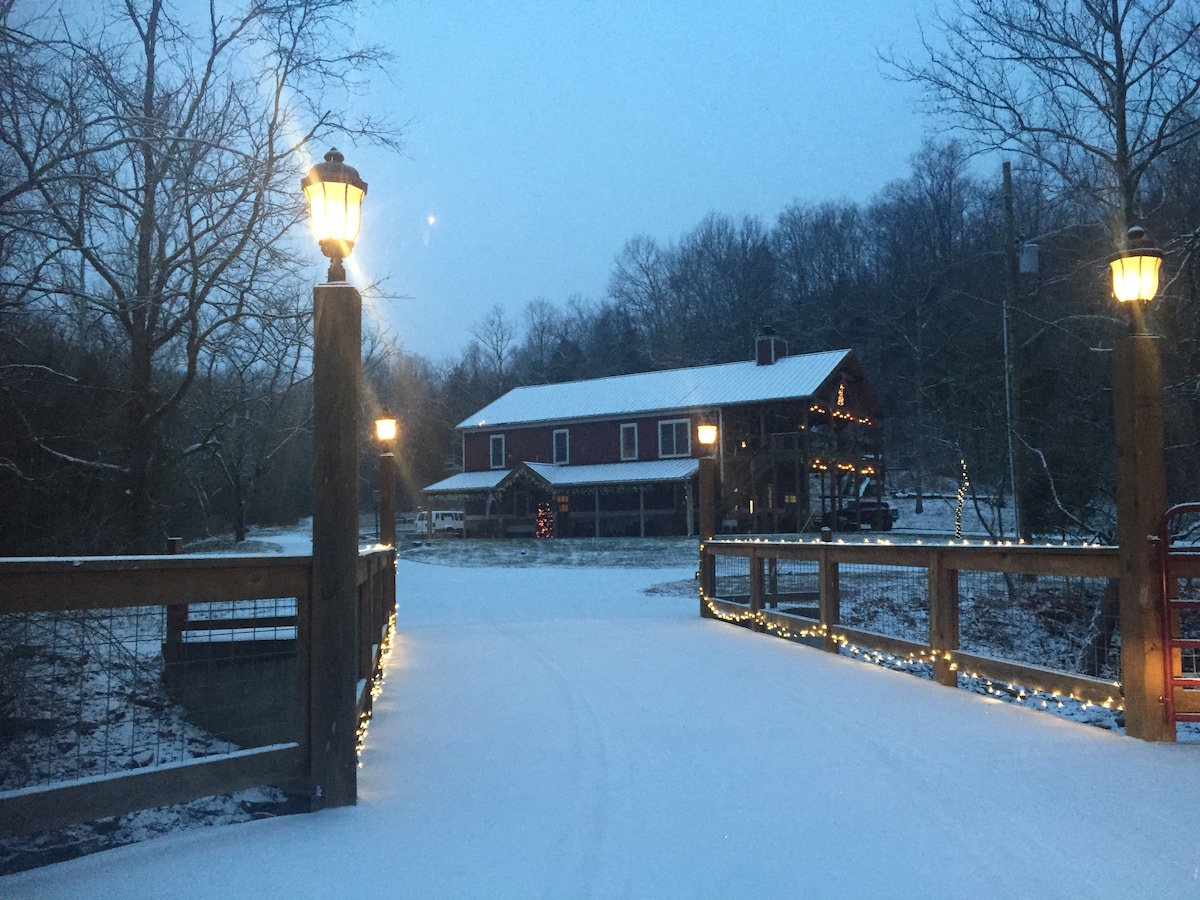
left=699, top=540, right=1132, bottom=708
left=0, top=547, right=395, bottom=840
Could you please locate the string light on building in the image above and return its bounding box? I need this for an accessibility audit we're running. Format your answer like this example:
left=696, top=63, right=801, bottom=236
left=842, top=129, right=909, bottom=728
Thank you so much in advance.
left=535, top=502, right=553, bottom=538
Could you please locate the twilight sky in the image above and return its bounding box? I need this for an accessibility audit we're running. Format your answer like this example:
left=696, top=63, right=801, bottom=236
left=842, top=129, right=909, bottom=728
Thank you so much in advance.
left=342, top=1, right=938, bottom=362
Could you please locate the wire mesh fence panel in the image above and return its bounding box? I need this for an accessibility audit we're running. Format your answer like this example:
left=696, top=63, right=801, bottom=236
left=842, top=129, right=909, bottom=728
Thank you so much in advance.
left=0, top=598, right=300, bottom=796
left=2, top=605, right=206, bottom=793
left=837, top=563, right=929, bottom=644
left=957, top=570, right=1120, bottom=681
left=711, top=554, right=752, bottom=606
left=181, top=597, right=298, bottom=641
left=164, top=597, right=300, bottom=751
left=761, top=556, right=820, bottom=619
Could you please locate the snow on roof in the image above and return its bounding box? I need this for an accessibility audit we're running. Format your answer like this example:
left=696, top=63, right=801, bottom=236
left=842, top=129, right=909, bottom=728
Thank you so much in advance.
left=458, top=348, right=852, bottom=430
left=424, top=469, right=511, bottom=495
left=425, top=459, right=700, bottom=495
left=524, top=459, right=698, bottom=488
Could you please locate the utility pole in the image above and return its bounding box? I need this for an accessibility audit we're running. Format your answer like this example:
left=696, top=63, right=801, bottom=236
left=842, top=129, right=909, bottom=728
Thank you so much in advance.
left=1002, top=162, right=1030, bottom=542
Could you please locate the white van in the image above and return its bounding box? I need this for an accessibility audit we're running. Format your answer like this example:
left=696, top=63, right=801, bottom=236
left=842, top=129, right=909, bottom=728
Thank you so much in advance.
left=413, top=510, right=465, bottom=536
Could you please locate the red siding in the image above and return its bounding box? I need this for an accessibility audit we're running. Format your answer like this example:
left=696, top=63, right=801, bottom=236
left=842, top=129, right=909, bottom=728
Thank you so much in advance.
left=461, top=414, right=703, bottom=472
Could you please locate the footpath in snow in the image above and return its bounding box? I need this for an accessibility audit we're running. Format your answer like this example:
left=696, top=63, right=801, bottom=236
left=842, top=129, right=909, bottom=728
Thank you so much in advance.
left=4, top=557, right=1200, bottom=898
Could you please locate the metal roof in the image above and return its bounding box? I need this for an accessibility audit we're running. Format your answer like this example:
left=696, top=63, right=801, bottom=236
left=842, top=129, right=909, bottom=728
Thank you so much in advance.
left=524, top=459, right=698, bottom=488
left=424, top=459, right=700, bottom=495
left=458, top=349, right=853, bottom=430
left=424, top=469, right=511, bottom=495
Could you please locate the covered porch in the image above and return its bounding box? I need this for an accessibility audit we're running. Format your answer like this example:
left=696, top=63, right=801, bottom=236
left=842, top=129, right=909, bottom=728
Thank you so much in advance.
left=424, top=459, right=700, bottom=538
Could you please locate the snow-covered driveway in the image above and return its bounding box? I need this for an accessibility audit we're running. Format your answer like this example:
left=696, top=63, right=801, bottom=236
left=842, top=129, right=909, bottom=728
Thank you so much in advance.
left=5, top=559, right=1200, bottom=898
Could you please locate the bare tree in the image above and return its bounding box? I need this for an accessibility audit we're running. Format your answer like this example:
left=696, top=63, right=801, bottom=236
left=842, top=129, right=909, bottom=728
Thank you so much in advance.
left=608, top=235, right=674, bottom=365
left=513, top=297, right=564, bottom=384
left=0, top=0, right=400, bottom=550
left=889, top=0, right=1200, bottom=236
left=189, top=296, right=312, bottom=543
left=773, top=201, right=868, bottom=332
left=471, top=303, right=517, bottom=391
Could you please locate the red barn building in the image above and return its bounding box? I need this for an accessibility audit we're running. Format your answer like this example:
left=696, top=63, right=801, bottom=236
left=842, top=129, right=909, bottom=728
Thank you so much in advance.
left=423, top=335, right=890, bottom=537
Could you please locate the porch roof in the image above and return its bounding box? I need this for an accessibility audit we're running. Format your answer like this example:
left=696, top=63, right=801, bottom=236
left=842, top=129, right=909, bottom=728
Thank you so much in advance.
left=423, top=469, right=511, bottom=495
left=523, top=458, right=698, bottom=488
left=423, top=458, right=699, bottom=496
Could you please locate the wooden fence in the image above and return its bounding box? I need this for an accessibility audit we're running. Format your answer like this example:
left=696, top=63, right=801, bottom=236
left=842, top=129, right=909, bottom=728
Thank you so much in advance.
left=700, top=539, right=1160, bottom=708
left=0, top=546, right=395, bottom=839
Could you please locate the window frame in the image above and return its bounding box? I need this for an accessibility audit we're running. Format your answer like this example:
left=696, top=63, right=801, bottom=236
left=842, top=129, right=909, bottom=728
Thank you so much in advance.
left=552, top=428, right=570, bottom=465
left=658, top=418, right=691, bottom=458
left=620, top=423, right=639, bottom=461
left=489, top=434, right=506, bottom=469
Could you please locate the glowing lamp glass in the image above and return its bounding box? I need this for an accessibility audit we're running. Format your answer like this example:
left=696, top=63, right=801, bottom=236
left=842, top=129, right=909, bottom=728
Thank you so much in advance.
left=696, top=424, right=718, bottom=446
left=305, top=180, right=365, bottom=246
left=301, top=148, right=368, bottom=264
left=1109, top=253, right=1161, bottom=303
left=375, top=415, right=398, bottom=443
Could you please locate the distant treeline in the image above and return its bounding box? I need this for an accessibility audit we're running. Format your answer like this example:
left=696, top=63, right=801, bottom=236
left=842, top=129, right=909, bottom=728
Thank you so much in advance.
left=2, top=0, right=1198, bottom=553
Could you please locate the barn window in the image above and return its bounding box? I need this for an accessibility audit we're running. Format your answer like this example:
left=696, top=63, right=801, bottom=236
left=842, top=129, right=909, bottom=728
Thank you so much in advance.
left=658, top=419, right=690, bottom=458
left=621, top=423, right=638, bottom=461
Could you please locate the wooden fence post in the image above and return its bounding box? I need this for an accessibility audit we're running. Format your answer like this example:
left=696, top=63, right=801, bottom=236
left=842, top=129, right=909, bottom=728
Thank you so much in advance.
left=700, top=543, right=716, bottom=618
left=699, top=457, right=717, bottom=541
left=386, top=546, right=397, bottom=620
left=358, top=574, right=372, bottom=683
left=929, top=550, right=960, bottom=686
left=749, top=550, right=765, bottom=632
left=310, top=281, right=361, bottom=809
left=165, top=538, right=186, bottom=653
left=1113, top=334, right=1172, bottom=741
left=819, top=545, right=840, bottom=653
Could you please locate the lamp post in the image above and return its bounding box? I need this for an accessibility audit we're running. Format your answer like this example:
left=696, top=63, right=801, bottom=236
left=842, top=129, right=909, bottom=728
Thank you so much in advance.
left=375, top=409, right=398, bottom=548
left=1110, top=225, right=1172, bottom=741
left=697, top=423, right=719, bottom=541
left=304, top=147, right=368, bottom=805
left=697, top=423, right=719, bottom=618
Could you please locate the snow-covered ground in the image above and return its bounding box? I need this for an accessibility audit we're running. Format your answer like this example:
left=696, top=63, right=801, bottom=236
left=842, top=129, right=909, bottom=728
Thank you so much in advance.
left=5, top=551, right=1200, bottom=899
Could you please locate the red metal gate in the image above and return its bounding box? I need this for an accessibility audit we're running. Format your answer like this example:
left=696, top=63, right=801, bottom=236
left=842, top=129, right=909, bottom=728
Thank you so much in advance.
left=1159, top=502, right=1200, bottom=728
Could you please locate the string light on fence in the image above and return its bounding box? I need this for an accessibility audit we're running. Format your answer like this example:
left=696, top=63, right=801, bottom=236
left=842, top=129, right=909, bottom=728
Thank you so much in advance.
left=356, top=608, right=398, bottom=766
left=701, top=576, right=1126, bottom=722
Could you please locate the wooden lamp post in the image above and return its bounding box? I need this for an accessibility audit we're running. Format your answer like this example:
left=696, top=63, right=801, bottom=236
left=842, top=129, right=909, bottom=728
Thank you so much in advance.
left=697, top=423, right=719, bottom=618
left=375, top=410, right=398, bottom=549
left=304, top=148, right=368, bottom=804
left=1110, top=225, right=1172, bottom=741
left=696, top=423, right=719, bottom=542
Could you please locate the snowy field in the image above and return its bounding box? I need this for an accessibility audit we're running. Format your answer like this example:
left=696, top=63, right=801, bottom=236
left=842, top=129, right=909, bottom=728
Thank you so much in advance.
left=5, top=547, right=1200, bottom=899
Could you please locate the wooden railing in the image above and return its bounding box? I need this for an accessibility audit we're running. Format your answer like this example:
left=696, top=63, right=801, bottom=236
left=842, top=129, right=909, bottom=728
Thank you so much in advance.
left=0, top=546, right=395, bottom=839
left=700, top=539, right=1145, bottom=707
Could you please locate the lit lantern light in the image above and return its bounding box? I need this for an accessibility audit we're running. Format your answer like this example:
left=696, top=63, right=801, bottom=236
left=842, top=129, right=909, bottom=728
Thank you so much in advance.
left=374, top=408, right=398, bottom=444
left=696, top=423, right=718, bottom=448
left=1109, top=225, right=1163, bottom=305
left=302, top=148, right=368, bottom=282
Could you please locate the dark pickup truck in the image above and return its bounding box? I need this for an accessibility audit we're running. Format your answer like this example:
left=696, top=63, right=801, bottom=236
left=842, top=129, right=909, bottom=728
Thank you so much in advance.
left=825, top=498, right=900, bottom=531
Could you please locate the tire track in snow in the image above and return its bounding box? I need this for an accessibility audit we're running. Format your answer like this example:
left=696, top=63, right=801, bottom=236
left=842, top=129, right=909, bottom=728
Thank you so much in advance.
left=492, top=622, right=633, bottom=898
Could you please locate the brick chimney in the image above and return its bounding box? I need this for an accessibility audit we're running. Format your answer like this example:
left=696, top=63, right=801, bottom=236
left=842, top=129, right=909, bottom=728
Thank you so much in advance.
left=755, top=328, right=787, bottom=366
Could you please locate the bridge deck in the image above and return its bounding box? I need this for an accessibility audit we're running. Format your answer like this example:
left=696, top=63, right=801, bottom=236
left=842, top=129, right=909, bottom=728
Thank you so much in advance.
left=6, top=560, right=1200, bottom=898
